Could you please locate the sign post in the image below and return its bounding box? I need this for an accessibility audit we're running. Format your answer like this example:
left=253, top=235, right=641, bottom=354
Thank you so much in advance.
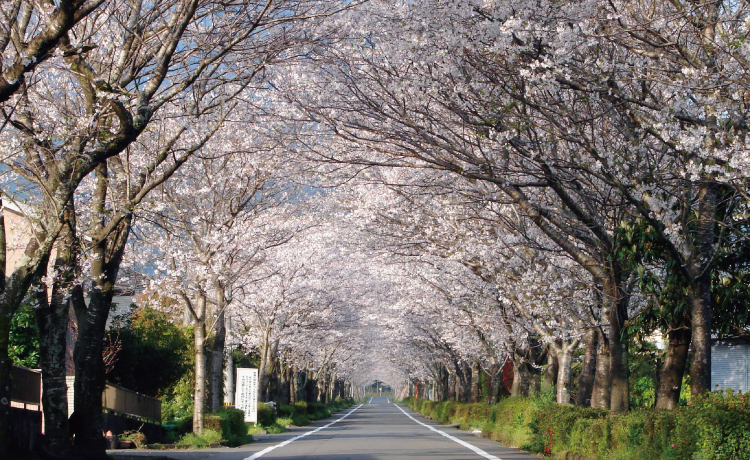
left=235, top=368, right=259, bottom=424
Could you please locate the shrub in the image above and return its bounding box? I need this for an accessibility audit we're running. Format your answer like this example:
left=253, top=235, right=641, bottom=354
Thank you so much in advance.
left=217, top=408, right=248, bottom=446
left=178, top=428, right=223, bottom=447
left=257, top=404, right=276, bottom=427
left=279, top=404, right=296, bottom=417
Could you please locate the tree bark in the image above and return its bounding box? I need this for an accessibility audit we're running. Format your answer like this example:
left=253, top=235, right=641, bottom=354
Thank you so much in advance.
left=543, top=345, right=558, bottom=391
left=608, top=292, right=630, bottom=413
left=192, top=292, right=207, bottom=433
left=656, top=328, right=691, bottom=410
left=209, top=304, right=226, bottom=412
left=554, top=340, right=579, bottom=405
left=576, top=329, right=598, bottom=406
left=470, top=361, right=481, bottom=402
left=223, top=350, right=234, bottom=406
left=591, top=330, right=611, bottom=409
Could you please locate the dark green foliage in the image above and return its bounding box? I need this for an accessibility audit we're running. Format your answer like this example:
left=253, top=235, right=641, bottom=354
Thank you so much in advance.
left=9, top=301, right=39, bottom=368
left=279, top=404, right=296, bottom=417
left=213, top=408, right=249, bottom=446
left=106, top=306, right=193, bottom=397
left=257, top=404, right=276, bottom=427
left=104, top=306, right=194, bottom=421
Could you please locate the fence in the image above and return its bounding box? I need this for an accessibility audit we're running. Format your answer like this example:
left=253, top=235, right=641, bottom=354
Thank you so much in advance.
left=101, top=382, right=161, bottom=423
left=10, top=366, right=41, bottom=411
left=11, top=368, right=160, bottom=423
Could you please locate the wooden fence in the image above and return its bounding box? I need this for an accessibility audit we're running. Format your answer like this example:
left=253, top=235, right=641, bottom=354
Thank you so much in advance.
left=10, top=366, right=41, bottom=410
left=11, top=366, right=160, bottom=423
left=101, top=383, right=161, bottom=423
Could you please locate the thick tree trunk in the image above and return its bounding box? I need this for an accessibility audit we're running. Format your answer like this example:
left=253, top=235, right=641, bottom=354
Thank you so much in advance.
left=35, top=292, right=71, bottom=452
left=470, top=362, right=481, bottom=402
left=656, top=328, right=691, bottom=410
left=72, top=289, right=114, bottom=459
left=591, top=331, right=611, bottom=409
left=688, top=170, right=717, bottom=397
left=223, top=351, right=234, bottom=406
left=555, top=341, right=578, bottom=405
left=209, top=309, right=225, bottom=413
left=279, top=362, right=291, bottom=405
left=511, top=352, right=529, bottom=397
left=289, top=366, right=297, bottom=404
left=192, top=292, right=208, bottom=433
left=448, top=372, right=457, bottom=401
left=543, top=345, right=558, bottom=391
left=608, top=294, right=630, bottom=413
left=576, top=329, right=598, bottom=406
left=193, top=318, right=207, bottom=433
left=689, top=276, right=712, bottom=396
left=35, top=205, right=76, bottom=452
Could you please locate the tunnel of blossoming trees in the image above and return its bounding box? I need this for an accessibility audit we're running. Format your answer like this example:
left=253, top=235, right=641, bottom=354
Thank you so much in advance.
left=0, top=0, right=749, bottom=458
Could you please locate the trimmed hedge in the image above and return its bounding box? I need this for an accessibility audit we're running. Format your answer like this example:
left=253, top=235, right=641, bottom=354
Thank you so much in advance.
left=403, top=389, right=750, bottom=460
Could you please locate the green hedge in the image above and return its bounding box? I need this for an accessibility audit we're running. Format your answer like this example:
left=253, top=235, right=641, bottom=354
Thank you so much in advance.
left=403, top=389, right=750, bottom=460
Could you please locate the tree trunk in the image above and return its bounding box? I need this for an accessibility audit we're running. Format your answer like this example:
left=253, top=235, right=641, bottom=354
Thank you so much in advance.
left=591, top=331, right=611, bottom=409
left=543, top=345, right=558, bottom=391
left=258, top=337, right=278, bottom=403
left=470, top=362, right=481, bottom=402
left=209, top=308, right=226, bottom=413
left=35, top=291, right=71, bottom=453
left=35, top=204, right=77, bottom=452
left=576, top=329, right=598, bottom=406
left=656, top=328, right=691, bottom=410
left=555, top=341, right=578, bottom=405
left=448, top=372, right=457, bottom=401
left=689, top=276, right=712, bottom=396
left=688, top=179, right=717, bottom=397
left=608, top=293, right=630, bottom=413
left=192, top=293, right=207, bottom=433
left=72, top=228, right=131, bottom=458
left=511, top=352, right=529, bottom=397
left=289, top=366, right=297, bottom=404
left=279, top=362, right=291, bottom=405
left=224, top=350, right=234, bottom=406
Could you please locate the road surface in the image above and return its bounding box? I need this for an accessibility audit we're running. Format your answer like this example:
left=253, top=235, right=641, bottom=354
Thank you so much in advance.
left=111, top=397, right=537, bottom=460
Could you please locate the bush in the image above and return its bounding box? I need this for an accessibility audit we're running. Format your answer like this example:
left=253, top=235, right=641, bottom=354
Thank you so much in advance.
left=178, top=428, right=223, bottom=447
left=217, top=408, right=248, bottom=446
left=257, top=404, right=276, bottom=427
left=279, top=404, right=296, bottom=417
left=405, top=391, right=750, bottom=460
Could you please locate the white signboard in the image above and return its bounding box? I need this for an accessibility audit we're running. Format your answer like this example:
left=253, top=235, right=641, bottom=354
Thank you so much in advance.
left=235, top=368, right=259, bottom=423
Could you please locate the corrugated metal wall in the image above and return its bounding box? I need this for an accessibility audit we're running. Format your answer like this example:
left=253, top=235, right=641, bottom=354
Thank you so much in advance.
left=711, top=343, right=748, bottom=392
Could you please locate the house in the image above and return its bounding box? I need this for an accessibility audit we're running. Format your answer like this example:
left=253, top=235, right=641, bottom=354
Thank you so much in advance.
left=711, top=338, right=750, bottom=392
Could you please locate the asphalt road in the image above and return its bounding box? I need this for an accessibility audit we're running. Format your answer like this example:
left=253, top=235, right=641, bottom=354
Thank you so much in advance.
left=111, top=397, right=538, bottom=460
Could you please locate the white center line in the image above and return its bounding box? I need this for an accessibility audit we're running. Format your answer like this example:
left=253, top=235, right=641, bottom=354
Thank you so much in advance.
left=244, top=404, right=363, bottom=460
left=368, top=397, right=373, bottom=404
left=395, top=405, right=502, bottom=460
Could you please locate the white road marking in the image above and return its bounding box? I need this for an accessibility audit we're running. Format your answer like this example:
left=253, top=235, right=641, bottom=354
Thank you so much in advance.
left=395, top=405, right=502, bottom=460
left=368, top=397, right=373, bottom=404
left=244, top=404, right=363, bottom=460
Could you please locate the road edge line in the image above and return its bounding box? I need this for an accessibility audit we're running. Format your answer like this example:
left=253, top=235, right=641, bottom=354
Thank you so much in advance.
left=395, top=404, right=502, bottom=460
